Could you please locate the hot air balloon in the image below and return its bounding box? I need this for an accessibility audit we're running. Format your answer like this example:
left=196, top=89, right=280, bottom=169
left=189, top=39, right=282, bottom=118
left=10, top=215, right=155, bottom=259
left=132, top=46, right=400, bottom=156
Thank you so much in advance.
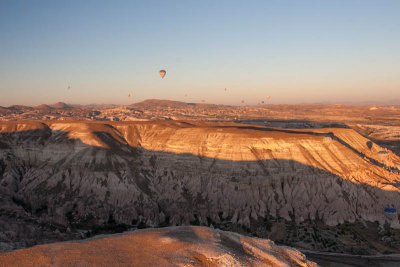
left=261, top=101, right=265, bottom=104
left=159, top=70, right=166, bottom=79
left=241, top=100, right=245, bottom=104
left=66, top=85, right=70, bottom=90
left=128, top=93, right=131, bottom=98
left=201, top=99, right=205, bottom=103
left=224, top=88, right=227, bottom=91
left=266, top=96, right=270, bottom=100
left=384, top=207, right=397, bottom=219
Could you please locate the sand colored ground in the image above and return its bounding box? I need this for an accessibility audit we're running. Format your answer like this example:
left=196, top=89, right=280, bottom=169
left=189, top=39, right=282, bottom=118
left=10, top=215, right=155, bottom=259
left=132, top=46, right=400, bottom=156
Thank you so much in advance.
left=0, top=226, right=316, bottom=267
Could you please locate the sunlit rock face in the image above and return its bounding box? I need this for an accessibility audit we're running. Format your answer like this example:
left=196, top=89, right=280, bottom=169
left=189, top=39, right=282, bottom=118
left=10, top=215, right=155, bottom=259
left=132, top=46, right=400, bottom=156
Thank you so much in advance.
left=0, top=120, right=400, bottom=250
left=0, top=226, right=316, bottom=267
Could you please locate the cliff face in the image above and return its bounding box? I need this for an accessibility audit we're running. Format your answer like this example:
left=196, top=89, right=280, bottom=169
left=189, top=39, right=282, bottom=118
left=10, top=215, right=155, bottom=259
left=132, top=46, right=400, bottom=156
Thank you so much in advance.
left=1, top=120, right=400, bottom=251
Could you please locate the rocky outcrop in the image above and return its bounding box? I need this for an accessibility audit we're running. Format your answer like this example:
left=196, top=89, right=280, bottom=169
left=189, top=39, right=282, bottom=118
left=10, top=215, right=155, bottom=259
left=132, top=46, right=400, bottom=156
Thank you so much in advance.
left=0, top=226, right=316, bottom=267
left=0, top=120, right=400, bottom=251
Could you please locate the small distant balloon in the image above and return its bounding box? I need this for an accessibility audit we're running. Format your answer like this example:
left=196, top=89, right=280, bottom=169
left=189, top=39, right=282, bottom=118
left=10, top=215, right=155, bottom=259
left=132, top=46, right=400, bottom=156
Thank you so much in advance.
left=201, top=99, right=205, bottom=103
left=159, top=70, right=166, bottom=79
left=266, top=96, right=270, bottom=100
left=384, top=207, right=397, bottom=219
left=224, top=88, right=227, bottom=91
left=262, top=101, right=265, bottom=104
left=128, top=93, right=131, bottom=98
left=241, top=100, right=245, bottom=104
left=66, top=85, right=70, bottom=90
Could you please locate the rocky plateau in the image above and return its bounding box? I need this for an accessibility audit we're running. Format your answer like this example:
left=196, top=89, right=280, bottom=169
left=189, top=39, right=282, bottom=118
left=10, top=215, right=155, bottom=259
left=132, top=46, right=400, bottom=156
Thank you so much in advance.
left=1, top=120, right=400, bottom=256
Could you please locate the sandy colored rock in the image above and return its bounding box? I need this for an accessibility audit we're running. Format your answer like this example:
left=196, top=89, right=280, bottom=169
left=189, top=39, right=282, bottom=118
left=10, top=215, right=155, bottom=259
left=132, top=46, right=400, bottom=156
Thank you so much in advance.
left=0, top=226, right=316, bottom=267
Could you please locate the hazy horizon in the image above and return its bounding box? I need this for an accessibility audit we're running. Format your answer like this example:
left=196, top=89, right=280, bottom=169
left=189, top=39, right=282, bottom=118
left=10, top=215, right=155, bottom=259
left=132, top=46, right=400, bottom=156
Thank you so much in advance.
left=4, top=98, right=400, bottom=108
left=1, top=0, right=399, bottom=106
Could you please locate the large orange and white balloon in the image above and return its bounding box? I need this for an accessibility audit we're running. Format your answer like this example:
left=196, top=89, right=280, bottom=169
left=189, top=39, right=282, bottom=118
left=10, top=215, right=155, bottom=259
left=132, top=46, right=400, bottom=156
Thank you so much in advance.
left=159, top=70, right=166, bottom=79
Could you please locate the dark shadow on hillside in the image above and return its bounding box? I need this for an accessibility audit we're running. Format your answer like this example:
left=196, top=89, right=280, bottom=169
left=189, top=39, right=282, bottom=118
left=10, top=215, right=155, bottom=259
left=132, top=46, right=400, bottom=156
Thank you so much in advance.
left=233, top=119, right=350, bottom=129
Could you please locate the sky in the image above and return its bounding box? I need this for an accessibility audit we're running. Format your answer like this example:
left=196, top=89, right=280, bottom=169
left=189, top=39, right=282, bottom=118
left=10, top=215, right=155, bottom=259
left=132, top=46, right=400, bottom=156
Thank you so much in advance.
left=0, top=0, right=399, bottom=106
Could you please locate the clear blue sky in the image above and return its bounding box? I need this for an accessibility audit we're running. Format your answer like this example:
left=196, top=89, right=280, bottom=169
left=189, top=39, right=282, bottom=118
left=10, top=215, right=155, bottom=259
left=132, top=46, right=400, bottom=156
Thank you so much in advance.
left=1, top=0, right=399, bottom=106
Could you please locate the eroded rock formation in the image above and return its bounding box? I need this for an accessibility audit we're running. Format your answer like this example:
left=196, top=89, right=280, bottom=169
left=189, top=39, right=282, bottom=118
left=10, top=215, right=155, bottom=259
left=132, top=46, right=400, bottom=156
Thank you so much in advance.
left=0, top=120, right=399, bottom=251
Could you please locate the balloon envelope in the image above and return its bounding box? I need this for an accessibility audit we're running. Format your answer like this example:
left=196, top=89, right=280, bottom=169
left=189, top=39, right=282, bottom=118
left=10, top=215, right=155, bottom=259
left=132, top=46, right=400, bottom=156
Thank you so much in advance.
left=385, top=207, right=396, bottom=213
left=159, top=70, right=166, bottom=78
left=385, top=207, right=397, bottom=218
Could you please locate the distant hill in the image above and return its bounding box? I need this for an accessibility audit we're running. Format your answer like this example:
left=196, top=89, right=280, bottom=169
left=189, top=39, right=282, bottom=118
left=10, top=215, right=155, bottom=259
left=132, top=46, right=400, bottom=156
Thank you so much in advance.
left=8, top=105, right=34, bottom=111
left=0, top=105, right=33, bottom=114
left=51, top=102, right=72, bottom=109
left=0, top=106, right=12, bottom=114
left=34, top=104, right=53, bottom=110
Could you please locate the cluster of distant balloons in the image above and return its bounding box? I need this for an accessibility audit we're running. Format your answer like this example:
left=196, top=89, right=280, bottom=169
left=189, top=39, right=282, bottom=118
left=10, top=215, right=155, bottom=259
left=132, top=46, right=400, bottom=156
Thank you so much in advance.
left=65, top=69, right=271, bottom=104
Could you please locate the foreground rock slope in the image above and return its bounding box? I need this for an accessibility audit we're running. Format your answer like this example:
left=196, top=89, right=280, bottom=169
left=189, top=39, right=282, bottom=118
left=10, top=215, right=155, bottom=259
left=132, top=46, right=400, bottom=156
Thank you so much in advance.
left=0, top=226, right=316, bottom=267
left=0, top=120, right=400, bottom=253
